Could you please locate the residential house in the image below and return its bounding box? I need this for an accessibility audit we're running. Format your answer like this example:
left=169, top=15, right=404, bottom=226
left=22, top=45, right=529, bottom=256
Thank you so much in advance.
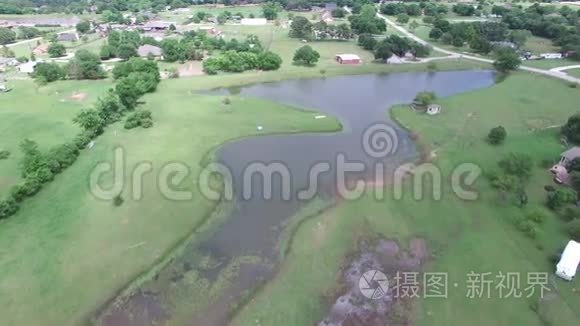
left=0, top=57, right=19, bottom=70
left=141, top=21, right=175, bottom=31
left=321, top=11, right=334, bottom=23
left=32, top=44, right=49, bottom=56
left=550, top=147, right=580, bottom=184
left=541, top=53, right=563, bottom=59
left=57, top=32, right=80, bottom=42
left=137, top=44, right=163, bottom=58
left=386, top=54, right=403, bottom=64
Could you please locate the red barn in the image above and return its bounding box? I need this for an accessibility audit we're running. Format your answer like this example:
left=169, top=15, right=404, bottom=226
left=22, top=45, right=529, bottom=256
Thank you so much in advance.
left=335, top=54, right=362, bottom=65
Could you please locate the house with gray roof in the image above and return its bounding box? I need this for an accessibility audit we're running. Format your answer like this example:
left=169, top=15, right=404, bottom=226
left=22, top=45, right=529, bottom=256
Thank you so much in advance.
left=137, top=44, right=163, bottom=58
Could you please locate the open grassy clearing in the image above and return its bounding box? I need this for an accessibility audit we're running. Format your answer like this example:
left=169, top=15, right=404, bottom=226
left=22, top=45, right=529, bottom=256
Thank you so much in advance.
left=565, top=67, right=580, bottom=78
left=232, top=73, right=580, bottom=326
left=0, top=79, right=112, bottom=197
left=0, top=76, right=342, bottom=326
left=522, top=58, right=578, bottom=69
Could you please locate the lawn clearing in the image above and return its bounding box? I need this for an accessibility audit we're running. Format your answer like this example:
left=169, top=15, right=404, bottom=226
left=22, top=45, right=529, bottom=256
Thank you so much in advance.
left=565, top=67, right=580, bottom=78
left=232, top=72, right=580, bottom=326
left=0, top=79, right=112, bottom=198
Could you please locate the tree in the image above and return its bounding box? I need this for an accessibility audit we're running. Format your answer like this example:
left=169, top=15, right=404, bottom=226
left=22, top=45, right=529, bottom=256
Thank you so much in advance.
left=493, top=47, right=521, bottom=72
left=73, top=109, right=105, bottom=133
left=289, top=16, right=312, bottom=40
left=262, top=2, right=281, bottom=20
left=47, top=43, right=66, bottom=58
left=160, top=39, right=185, bottom=62
left=332, top=8, right=347, bottom=18
left=414, top=91, right=436, bottom=106
left=358, top=33, right=377, bottom=50
left=469, top=36, right=492, bottom=54
left=547, top=188, right=577, bottom=210
left=17, top=26, right=40, bottom=39
left=487, top=126, right=507, bottom=145
left=568, top=220, right=580, bottom=240
left=0, top=27, right=16, bottom=45
left=116, top=43, right=137, bottom=60
left=374, top=41, right=393, bottom=61
left=76, top=20, right=91, bottom=34
left=293, top=45, right=320, bottom=66
left=498, top=152, right=533, bottom=180
left=409, top=20, right=419, bottom=32
left=32, top=63, right=65, bottom=83
left=257, top=51, right=282, bottom=71
left=66, top=50, right=105, bottom=80
left=562, top=113, right=580, bottom=144
left=429, top=28, right=443, bottom=40
left=509, top=29, right=531, bottom=47
left=397, top=14, right=409, bottom=24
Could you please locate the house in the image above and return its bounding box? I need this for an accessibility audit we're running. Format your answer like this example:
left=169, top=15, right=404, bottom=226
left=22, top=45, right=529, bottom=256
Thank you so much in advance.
left=17, top=61, right=39, bottom=73
left=241, top=18, right=268, bottom=25
left=541, top=53, right=563, bottom=59
left=137, top=44, right=163, bottom=58
left=57, top=32, right=79, bottom=42
left=386, top=54, right=403, bottom=64
left=325, top=2, right=338, bottom=11
left=32, top=44, right=49, bottom=55
left=321, top=11, right=334, bottom=23
left=142, top=21, right=175, bottom=31
left=549, top=147, right=580, bottom=184
left=335, top=54, right=361, bottom=64
left=556, top=240, right=580, bottom=281
left=0, top=57, right=19, bottom=68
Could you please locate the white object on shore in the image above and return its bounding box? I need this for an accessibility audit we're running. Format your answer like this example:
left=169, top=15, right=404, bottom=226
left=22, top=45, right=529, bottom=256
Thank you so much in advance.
left=257, top=125, right=263, bottom=131
left=314, top=115, right=327, bottom=119
left=556, top=240, right=580, bottom=281
left=87, top=141, right=95, bottom=149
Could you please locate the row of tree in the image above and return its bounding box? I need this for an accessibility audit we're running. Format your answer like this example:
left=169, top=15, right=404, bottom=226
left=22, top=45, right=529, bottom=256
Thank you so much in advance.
left=33, top=50, right=106, bottom=84
left=289, top=17, right=353, bottom=41
left=203, top=49, right=282, bottom=74
left=0, top=26, right=45, bottom=45
left=0, top=57, right=161, bottom=220
left=358, top=34, right=431, bottom=61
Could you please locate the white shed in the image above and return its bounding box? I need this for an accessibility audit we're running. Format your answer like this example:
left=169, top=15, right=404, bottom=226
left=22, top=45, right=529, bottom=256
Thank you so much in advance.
left=556, top=240, right=580, bottom=281
left=17, top=61, right=39, bottom=73
left=241, top=18, right=267, bottom=25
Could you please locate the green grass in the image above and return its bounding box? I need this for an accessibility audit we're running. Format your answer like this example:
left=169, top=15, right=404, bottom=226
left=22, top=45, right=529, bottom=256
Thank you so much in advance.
left=0, top=79, right=112, bottom=197
left=0, top=76, right=342, bottom=326
left=523, top=35, right=559, bottom=54
left=232, top=73, right=580, bottom=326
left=522, top=58, right=577, bottom=69
left=565, top=67, right=580, bottom=78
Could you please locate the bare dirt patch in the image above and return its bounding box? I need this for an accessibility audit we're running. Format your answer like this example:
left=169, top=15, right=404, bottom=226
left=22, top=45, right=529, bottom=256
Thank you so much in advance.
left=319, top=237, right=430, bottom=326
left=67, top=92, right=88, bottom=102
left=178, top=61, right=205, bottom=77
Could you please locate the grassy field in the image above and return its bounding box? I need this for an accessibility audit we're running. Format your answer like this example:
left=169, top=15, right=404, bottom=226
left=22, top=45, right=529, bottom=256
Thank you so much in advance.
left=0, top=79, right=112, bottom=198
left=565, top=67, right=580, bottom=78
left=232, top=73, right=580, bottom=326
left=0, top=76, right=343, bottom=326
left=522, top=58, right=577, bottom=69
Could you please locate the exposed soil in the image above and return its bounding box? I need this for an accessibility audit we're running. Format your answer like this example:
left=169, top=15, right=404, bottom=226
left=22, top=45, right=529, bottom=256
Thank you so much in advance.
left=319, top=237, right=429, bottom=326
left=178, top=61, right=205, bottom=77
left=67, top=91, right=88, bottom=102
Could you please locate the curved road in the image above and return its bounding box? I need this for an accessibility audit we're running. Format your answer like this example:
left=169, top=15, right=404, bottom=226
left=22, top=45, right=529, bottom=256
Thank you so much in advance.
left=376, top=13, right=580, bottom=84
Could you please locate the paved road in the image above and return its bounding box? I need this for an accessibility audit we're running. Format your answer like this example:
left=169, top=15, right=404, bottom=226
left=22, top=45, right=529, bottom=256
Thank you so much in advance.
left=550, top=64, right=580, bottom=72
left=376, top=12, right=580, bottom=84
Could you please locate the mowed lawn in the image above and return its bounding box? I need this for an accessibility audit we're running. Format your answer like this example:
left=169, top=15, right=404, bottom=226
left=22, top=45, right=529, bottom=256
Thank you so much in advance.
left=0, top=77, right=341, bottom=326
left=232, top=73, right=580, bottom=326
left=0, top=80, right=112, bottom=197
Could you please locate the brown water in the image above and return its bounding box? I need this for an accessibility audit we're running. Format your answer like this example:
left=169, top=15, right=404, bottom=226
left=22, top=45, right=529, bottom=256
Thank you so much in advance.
left=97, top=70, right=496, bottom=326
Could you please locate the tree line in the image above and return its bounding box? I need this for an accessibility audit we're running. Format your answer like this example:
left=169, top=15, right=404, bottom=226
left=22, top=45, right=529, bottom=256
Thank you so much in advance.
left=0, top=57, right=161, bottom=220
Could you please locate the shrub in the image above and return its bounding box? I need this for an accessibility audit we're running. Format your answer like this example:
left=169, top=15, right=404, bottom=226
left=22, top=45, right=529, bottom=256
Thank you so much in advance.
left=73, top=129, right=97, bottom=150
left=223, top=97, right=231, bottom=105
left=490, top=174, right=521, bottom=192
left=0, top=198, right=19, bottom=219
left=0, top=150, right=10, bottom=160
left=568, top=219, right=580, bottom=240
left=113, top=194, right=124, bottom=206
left=124, top=110, right=153, bottom=129
left=515, top=217, right=538, bottom=239
left=498, top=153, right=533, bottom=180
left=547, top=188, right=577, bottom=210
left=561, top=206, right=580, bottom=222
left=527, top=210, right=546, bottom=224
left=562, top=113, right=580, bottom=145
left=487, top=126, right=507, bottom=145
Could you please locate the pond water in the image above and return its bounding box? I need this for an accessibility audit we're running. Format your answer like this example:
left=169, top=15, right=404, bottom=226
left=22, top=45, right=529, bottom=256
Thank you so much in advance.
left=98, top=70, right=496, bottom=326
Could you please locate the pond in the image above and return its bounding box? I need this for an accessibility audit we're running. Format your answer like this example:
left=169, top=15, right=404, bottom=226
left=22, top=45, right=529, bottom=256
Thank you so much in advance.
left=98, top=70, right=496, bottom=326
